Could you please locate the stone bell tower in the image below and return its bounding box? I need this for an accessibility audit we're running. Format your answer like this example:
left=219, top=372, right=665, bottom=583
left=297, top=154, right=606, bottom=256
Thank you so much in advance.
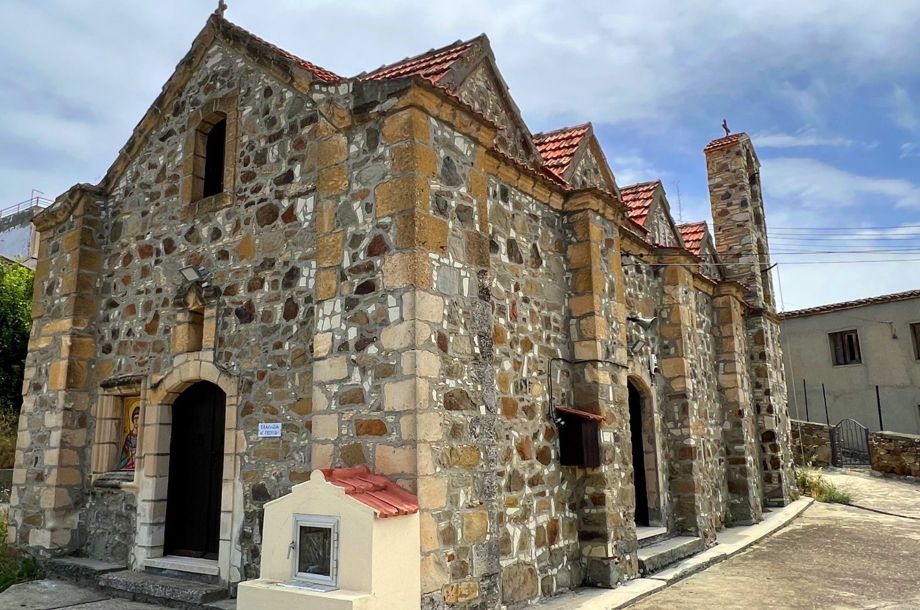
left=705, top=132, right=794, bottom=506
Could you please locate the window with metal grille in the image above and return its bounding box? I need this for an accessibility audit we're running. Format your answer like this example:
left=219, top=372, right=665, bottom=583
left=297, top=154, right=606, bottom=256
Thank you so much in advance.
left=829, top=329, right=862, bottom=365
left=911, top=323, right=920, bottom=360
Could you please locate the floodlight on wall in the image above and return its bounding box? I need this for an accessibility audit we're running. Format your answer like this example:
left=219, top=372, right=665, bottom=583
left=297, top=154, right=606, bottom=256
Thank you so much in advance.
left=627, top=315, right=657, bottom=330
left=179, top=266, right=210, bottom=287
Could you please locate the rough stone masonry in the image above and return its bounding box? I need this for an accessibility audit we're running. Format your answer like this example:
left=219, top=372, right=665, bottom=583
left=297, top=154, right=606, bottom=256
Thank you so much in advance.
left=10, top=12, right=795, bottom=609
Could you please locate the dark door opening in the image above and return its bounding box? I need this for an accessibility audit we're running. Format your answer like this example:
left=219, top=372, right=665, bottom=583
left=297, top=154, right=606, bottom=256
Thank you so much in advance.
left=628, top=381, right=650, bottom=527
left=164, top=381, right=226, bottom=559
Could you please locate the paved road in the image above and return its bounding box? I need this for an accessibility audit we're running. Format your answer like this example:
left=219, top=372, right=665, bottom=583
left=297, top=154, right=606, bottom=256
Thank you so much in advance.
left=630, top=470, right=920, bottom=610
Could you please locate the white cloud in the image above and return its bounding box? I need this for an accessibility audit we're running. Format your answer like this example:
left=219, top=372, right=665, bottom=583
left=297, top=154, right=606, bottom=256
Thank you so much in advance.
left=900, top=143, right=919, bottom=158
left=762, top=157, right=920, bottom=209
left=608, top=154, right=667, bottom=187
left=887, top=86, right=919, bottom=132
left=753, top=128, right=853, bottom=149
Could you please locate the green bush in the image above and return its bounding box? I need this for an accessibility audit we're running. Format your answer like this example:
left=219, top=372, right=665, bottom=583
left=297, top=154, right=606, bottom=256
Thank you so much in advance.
left=0, top=260, right=33, bottom=416
left=0, top=519, right=42, bottom=593
left=0, top=412, right=17, bottom=470
left=795, top=469, right=853, bottom=504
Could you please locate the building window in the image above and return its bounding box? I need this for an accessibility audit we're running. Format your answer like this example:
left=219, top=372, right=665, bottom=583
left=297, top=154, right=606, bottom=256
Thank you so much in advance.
left=829, top=329, right=861, bottom=366
left=194, top=114, right=227, bottom=201
left=182, top=93, right=237, bottom=213
left=911, top=323, right=920, bottom=360
left=293, top=515, right=338, bottom=588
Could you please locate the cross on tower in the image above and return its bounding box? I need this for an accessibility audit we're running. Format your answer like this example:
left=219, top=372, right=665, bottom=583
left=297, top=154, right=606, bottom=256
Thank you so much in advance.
left=216, top=0, right=227, bottom=17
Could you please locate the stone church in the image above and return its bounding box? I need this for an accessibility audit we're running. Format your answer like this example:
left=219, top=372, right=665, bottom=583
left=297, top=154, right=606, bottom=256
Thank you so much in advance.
left=10, top=11, right=794, bottom=609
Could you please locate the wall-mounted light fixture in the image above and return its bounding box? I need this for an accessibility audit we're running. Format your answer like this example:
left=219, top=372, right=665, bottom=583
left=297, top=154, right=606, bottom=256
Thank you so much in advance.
left=627, top=315, right=657, bottom=330
left=179, top=266, right=210, bottom=287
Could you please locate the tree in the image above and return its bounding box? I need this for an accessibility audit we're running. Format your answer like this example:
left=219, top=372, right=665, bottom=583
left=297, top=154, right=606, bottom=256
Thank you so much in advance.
left=0, top=259, right=33, bottom=414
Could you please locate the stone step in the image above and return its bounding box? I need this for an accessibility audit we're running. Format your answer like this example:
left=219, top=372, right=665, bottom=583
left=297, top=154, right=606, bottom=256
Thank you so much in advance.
left=99, top=569, right=228, bottom=609
left=45, top=556, right=127, bottom=587
left=636, top=526, right=670, bottom=548
left=637, top=535, right=705, bottom=575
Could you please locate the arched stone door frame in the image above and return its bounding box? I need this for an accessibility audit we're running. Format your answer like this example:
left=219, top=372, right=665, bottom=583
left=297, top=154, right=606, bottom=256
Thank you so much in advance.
left=134, top=353, right=244, bottom=584
left=626, top=372, right=667, bottom=528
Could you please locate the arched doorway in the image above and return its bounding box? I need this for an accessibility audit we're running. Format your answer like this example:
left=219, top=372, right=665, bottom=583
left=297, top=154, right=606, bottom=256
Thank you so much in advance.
left=164, top=381, right=226, bottom=559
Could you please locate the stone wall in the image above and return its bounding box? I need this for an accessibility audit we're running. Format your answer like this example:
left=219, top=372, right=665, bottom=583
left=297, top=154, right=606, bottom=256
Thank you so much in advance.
left=869, top=431, right=920, bottom=477
left=790, top=420, right=831, bottom=467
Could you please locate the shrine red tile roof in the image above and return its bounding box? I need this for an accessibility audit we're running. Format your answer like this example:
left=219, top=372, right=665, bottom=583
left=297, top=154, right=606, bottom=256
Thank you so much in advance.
left=704, top=132, right=747, bottom=152
left=533, top=124, right=591, bottom=179
left=780, top=288, right=920, bottom=320
left=677, top=221, right=708, bottom=256
left=321, top=466, right=419, bottom=518
left=619, top=181, right=660, bottom=227
left=362, top=38, right=477, bottom=87
left=217, top=16, right=342, bottom=82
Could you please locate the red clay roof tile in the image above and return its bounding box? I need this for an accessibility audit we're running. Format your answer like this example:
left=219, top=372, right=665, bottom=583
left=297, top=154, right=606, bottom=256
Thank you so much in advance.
left=532, top=124, right=591, bottom=179
left=362, top=39, right=476, bottom=87
left=321, top=466, right=419, bottom=518
left=703, top=132, right=747, bottom=152
left=780, top=288, right=920, bottom=319
left=218, top=17, right=341, bottom=82
left=619, top=180, right=660, bottom=228
left=677, top=221, right=708, bottom=256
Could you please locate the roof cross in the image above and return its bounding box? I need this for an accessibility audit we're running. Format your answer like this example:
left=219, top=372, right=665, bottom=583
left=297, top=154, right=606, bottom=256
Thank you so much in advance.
left=721, top=119, right=731, bottom=137
left=216, top=0, right=227, bottom=17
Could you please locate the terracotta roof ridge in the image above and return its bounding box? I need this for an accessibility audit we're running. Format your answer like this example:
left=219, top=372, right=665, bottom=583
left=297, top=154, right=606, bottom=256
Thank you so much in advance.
left=704, top=132, right=749, bottom=152
left=212, top=15, right=342, bottom=82
left=677, top=220, right=708, bottom=229
left=780, top=288, right=920, bottom=319
left=360, top=35, right=482, bottom=80
left=620, top=179, right=662, bottom=191
left=533, top=122, right=592, bottom=140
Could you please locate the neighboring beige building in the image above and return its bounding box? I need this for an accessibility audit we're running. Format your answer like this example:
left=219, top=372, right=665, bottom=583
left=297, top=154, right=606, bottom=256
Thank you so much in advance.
left=781, top=289, right=920, bottom=434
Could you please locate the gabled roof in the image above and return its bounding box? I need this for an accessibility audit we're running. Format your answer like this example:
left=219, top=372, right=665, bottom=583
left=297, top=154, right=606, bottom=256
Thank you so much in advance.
left=704, top=132, right=747, bottom=152
left=677, top=221, right=708, bottom=256
left=533, top=124, right=591, bottom=179
left=780, top=288, right=920, bottom=320
left=217, top=17, right=341, bottom=82
left=361, top=38, right=478, bottom=87
left=321, top=466, right=419, bottom=518
left=619, top=180, right=660, bottom=227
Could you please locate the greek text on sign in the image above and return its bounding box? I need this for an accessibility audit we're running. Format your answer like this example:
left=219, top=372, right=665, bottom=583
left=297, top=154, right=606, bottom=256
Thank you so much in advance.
left=258, top=423, right=282, bottom=438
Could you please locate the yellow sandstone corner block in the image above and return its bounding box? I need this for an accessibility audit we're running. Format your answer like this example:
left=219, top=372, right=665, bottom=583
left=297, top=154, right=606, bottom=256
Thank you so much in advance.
left=316, top=231, right=343, bottom=268
left=375, top=175, right=431, bottom=218
left=381, top=109, right=431, bottom=144
left=317, top=135, right=348, bottom=168
left=314, top=268, right=338, bottom=301
left=317, top=165, right=348, bottom=197
left=383, top=251, right=432, bottom=290
left=395, top=213, right=448, bottom=254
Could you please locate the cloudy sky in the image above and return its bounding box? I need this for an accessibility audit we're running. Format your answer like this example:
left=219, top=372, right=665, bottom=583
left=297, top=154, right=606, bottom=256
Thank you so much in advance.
left=2, top=0, right=919, bottom=309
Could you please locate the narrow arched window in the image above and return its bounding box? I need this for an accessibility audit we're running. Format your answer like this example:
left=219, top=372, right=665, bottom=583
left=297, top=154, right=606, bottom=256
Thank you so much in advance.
left=193, top=113, right=227, bottom=201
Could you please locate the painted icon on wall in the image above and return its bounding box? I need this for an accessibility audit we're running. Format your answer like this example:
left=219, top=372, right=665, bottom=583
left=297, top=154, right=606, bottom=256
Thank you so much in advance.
left=118, top=397, right=141, bottom=471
